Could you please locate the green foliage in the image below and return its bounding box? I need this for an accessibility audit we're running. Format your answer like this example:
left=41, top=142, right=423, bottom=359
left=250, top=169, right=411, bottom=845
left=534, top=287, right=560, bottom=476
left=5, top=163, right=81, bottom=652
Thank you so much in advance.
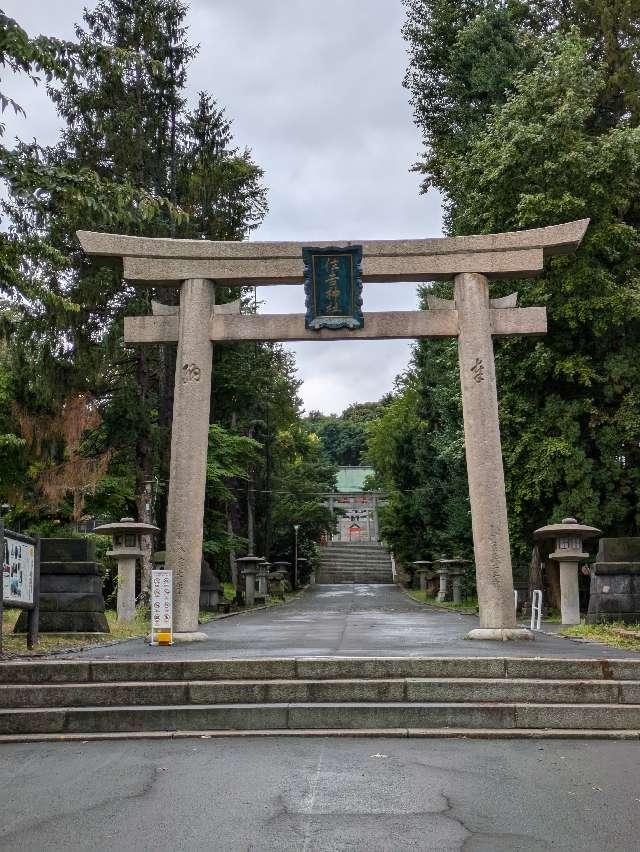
left=0, top=10, right=77, bottom=127
left=268, top=424, right=337, bottom=566
left=366, top=363, right=472, bottom=567
left=379, top=1, right=640, bottom=571
left=0, top=2, right=270, bottom=544
left=306, top=400, right=388, bottom=466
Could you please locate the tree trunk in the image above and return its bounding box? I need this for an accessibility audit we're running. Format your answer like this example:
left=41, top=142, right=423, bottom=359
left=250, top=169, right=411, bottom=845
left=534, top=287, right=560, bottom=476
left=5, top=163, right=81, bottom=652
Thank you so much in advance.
left=545, top=561, right=562, bottom=613
left=247, top=467, right=255, bottom=556
left=227, top=509, right=237, bottom=588
left=527, top=544, right=544, bottom=614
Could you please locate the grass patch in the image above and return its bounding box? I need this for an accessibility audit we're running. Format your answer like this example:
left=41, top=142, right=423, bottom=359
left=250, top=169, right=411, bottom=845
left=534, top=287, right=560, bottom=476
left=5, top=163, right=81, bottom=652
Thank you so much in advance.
left=1, top=608, right=147, bottom=658
left=407, top=589, right=479, bottom=613
left=561, top=621, right=640, bottom=651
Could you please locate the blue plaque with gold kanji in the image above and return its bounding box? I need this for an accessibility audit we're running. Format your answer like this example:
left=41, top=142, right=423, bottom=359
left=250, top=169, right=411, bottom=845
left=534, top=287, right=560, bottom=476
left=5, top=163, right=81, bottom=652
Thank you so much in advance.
left=303, top=246, right=364, bottom=330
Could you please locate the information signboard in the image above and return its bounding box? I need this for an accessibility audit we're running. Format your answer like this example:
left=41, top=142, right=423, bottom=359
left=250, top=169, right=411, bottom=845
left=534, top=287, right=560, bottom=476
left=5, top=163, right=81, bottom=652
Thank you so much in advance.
left=0, top=522, right=40, bottom=653
left=3, top=534, right=35, bottom=606
left=150, top=568, right=173, bottom=645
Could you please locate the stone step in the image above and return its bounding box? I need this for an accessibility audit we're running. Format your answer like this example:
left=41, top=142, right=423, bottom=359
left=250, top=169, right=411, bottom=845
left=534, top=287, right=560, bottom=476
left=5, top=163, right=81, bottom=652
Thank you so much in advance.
left=317, top=563, right=392, bottom=570
left=316, top=571, right=393, bottom=586
left=2, top=701, right=640, bottom=736
left=316, top=575, right=393, bottom=580
left=3, top=657, right=640, bottom=684
left=320, top=555, right=389, bottom=560
left=319, top=554, right=392, bottom=561
left=316, top=578, right=393, bottom=584
left=2, top=677, right=637, bottom=709
left=318, top=559, right=391, bottom=565
left=319, top=552, right=391, bottom=558
left=316, top=579, right=393, bottom=585
left=317, top=565, right=392, bottom=571
left=317, top=572, right=393, bottom=578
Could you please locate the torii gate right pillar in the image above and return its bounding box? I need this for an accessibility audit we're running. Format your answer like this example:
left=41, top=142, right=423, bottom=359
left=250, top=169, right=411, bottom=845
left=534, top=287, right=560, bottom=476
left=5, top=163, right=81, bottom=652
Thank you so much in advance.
left=455, top=272, right=529, bottom=639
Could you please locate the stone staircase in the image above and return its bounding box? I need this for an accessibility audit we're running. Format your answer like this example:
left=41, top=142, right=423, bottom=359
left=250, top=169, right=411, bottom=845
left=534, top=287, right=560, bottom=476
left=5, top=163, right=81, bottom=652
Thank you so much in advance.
left=317, top=542, right=393, bottom=584
left=2, top=656, right=640, bottom=740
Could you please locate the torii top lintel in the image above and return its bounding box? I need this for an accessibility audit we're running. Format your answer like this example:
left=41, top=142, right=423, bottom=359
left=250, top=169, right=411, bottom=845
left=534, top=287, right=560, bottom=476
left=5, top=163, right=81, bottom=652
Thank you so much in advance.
left=76, top=219, right=589, bottom=286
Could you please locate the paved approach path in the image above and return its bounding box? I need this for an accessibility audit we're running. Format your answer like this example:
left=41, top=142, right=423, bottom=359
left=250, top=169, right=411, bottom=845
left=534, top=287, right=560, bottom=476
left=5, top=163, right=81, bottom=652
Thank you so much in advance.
left=2, top=736, right=639, bottom=851
left=70, top=583, right=638, bottom=661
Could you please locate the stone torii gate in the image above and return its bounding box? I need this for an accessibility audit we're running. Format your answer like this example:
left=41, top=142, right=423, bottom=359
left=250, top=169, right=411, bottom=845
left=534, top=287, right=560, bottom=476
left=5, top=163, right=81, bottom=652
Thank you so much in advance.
left=78, top=219, right=588, bottom=642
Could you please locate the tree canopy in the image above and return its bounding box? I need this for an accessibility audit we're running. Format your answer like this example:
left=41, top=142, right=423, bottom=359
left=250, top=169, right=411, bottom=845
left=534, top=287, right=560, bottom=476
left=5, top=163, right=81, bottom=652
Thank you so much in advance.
left=0, top=2, right=330, bottom=586
left=372, top=0, right=640, bottom=572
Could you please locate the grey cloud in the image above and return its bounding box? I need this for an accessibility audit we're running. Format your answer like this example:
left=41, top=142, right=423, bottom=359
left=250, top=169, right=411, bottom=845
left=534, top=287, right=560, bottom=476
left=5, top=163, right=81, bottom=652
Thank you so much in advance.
left=3, top=0, right=443, bottom=413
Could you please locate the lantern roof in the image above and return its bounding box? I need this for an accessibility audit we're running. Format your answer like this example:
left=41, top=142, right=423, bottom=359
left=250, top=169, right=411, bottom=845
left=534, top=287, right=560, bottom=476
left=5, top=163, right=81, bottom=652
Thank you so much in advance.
left=94, top=517, right=160, bottom=536
left=534, top=517, right=601, bottom=540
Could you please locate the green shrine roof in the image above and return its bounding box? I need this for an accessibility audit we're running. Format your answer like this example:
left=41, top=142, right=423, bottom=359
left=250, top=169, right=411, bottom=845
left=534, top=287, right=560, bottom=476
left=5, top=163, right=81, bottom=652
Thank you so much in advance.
left=336, top=466, right=375, bottom=493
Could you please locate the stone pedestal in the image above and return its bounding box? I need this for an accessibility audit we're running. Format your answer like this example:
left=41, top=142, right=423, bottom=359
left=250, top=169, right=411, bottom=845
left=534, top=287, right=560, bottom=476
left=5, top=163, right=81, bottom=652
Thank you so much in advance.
left=455, top=274, right=531, bottom=640
left=15, top=538, right=108, bottom=634
left=450, top=568, right=466, bottom=605
left=436, top=568, right=450, bottom=602
left=256, top=560, right=269, bottom=603
left=587, top=538, right=640, bottom=624
left=116, top=555, right=137, bottom=623
left=199, top=560, right=221, bottom=611
left=164, top=278, right=214, bottom=641
left=559, top=561, right=581, bottom=625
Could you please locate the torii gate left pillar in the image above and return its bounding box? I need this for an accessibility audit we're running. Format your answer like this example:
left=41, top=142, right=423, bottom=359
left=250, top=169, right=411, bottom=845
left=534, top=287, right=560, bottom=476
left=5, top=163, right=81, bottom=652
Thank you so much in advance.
left=78, top=219, right=588, bottom=641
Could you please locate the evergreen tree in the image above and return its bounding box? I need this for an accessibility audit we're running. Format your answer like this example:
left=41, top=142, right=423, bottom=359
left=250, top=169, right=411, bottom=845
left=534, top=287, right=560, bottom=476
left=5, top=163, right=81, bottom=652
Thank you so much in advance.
left=375, top=1, right=640, bottom=576
left=305, top=400, right=388, bottom=466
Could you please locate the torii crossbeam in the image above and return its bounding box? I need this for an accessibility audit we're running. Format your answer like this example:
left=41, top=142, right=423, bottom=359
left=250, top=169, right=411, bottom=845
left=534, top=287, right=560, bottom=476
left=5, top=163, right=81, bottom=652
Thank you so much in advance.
left=78, top=219, right=589, bottom=641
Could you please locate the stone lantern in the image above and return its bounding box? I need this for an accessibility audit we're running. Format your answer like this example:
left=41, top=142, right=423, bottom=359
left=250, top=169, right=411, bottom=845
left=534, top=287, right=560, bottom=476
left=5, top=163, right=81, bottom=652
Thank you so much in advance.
left=435, top=557, right=470, bottom=604
left=270, top=562, right=291, bottom=600
left=236, top=556, right=262, bottom=607
left=534, top=517, right=601, bottom=625
left=94, top=517, right=160, bottom=623
left=412, top=561, right=434, bottom=595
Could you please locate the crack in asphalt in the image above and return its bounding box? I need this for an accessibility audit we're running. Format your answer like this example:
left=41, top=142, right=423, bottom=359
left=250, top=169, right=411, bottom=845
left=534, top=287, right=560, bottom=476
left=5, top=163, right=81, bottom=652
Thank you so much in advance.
left=0, top=763, right=161, bottom=845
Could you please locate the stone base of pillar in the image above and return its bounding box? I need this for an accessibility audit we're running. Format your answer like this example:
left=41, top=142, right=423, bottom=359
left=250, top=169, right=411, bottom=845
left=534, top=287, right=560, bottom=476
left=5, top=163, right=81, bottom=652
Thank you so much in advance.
left=466, top=627, right=534, bottom=641
left=172, top=631, right=208, bottom=643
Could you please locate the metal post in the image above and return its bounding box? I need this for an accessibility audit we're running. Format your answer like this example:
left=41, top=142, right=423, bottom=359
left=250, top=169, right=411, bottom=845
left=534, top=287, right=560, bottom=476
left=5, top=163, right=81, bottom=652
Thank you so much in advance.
left=293, top=524, right=299, bottom=590
left=27, top=534, right=40, bottom=650
left=530, top=590, right=543, bottom=631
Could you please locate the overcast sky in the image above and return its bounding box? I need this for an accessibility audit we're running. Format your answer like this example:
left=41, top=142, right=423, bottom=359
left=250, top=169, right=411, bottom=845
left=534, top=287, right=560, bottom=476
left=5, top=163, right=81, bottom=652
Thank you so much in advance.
left=2, top=0, right=443, bottom=414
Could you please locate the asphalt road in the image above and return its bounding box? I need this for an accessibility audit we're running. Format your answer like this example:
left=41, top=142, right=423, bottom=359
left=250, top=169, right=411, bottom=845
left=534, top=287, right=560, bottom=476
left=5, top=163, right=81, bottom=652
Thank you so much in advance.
left=72, top=584, right=640, bottom=661
left=1, top=736, right=639, bottom=851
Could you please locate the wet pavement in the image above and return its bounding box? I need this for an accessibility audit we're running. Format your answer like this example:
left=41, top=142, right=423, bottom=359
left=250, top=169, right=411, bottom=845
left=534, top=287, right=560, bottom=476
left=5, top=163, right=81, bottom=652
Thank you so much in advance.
left=67, top=583, right=640, bottom=661
left=2, top=736, right=638, bottom=851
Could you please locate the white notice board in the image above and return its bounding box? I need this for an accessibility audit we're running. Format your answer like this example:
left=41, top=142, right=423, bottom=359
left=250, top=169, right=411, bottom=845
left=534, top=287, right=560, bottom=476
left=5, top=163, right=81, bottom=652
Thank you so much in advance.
left=2, top=536, right=35, bottom=606
left=151, top=569, right=173, bottom=639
